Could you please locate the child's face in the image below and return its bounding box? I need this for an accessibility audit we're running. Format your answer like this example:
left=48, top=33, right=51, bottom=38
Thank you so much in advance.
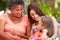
left=37, top=22, right=44, bottom=30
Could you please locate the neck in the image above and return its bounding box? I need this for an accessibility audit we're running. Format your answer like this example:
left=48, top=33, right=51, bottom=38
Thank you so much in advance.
left=8, top=13, right=23, bottom=21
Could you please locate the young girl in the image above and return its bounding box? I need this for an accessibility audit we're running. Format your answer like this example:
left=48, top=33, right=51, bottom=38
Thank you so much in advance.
left=29, top=16, right=56, bottom=40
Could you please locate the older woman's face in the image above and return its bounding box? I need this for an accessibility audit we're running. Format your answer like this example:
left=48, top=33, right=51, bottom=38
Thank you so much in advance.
left=30, top=9, right=39, bottom=21
left=11, top=5, right=24, bottom=18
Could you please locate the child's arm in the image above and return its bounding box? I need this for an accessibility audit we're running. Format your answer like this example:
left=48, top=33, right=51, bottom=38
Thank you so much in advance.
left=42, top=29, right=48, bottom=40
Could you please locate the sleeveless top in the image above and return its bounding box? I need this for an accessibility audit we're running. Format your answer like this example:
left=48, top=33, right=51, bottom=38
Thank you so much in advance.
left=0, top=13, right=29, bottom=40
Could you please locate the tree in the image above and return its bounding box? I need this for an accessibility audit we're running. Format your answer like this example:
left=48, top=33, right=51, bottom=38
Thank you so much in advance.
left=0, top=0, right=8, bottom=11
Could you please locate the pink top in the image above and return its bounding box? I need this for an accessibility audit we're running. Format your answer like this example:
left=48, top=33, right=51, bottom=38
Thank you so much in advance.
left=0, top=13, right=29, bottom=40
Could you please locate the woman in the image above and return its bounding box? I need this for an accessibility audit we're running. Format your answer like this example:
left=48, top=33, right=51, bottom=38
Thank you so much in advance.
left=29, top=16, right=54, bottom=40
left=0, top=0, right=30, bottom=40
left=28, top=3, right=45, bottom=25
left=27, top=3, right=57, bottom=40
left=27, top=3, right=45, bottom=38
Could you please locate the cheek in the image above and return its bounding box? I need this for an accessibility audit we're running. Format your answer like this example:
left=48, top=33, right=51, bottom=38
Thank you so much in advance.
left=35, top=14, right=39, bottom=18
left=31, top=16, right=34, bottom=19
left=30, top=14, right=34, bottom=19
left=13, top=13, right=17, bottom=16
left=14, top=11, right=18, bottom=13
left=39, top=25, right=43, bottom=30
left=13, top=11, right=17, bottom=16
left=12, top=10, right=17, bottom=14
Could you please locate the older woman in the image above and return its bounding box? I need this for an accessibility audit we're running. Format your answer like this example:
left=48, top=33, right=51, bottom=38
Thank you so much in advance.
left=0, top=0, right=30, bottom=40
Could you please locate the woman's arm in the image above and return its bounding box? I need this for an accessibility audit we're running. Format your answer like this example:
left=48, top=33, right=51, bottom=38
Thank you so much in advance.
left=26, top=24, right=31, bottom=39
left=29, top=26, right=37, bottom=40
left=0, top=19, right=15, bottom=40
left=16, top=24, right=31, bottom=39
left=30, top=28, right=34, bottom=36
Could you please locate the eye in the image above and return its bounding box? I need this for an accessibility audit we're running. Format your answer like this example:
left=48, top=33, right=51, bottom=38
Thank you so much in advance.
left=16, top=9, right=19, bottom=11
left=36, top=13, right=39, bottom=16
left=20, top=9, right=23, bottom=10
left=31, top=13, right=34, bottom=16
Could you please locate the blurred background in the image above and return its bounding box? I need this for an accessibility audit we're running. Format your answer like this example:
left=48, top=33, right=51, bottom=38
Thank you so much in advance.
left=0, top=0, right=60, bottom=39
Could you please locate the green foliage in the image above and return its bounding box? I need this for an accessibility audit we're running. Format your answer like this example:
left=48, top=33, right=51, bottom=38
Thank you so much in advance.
left=56, top=9, right=60, bottom=19
left=30, top=0, right=34, bottom=3
left=57, top=18, right=60, bottom=23
left=0, top=0, right=60, bottom=20
left=40, top=4, right=53, bottom=16
left=0, top=0, right=8, bottom=11
left=37, top=0, right=60, bottom=19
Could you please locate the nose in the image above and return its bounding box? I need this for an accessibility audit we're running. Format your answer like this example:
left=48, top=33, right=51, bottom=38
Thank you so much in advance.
left=18, top=11, right=22, bottom=14
left=34, top=14, right=38, bottom=18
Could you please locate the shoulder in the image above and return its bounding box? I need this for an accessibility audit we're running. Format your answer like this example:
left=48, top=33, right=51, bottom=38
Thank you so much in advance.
left=51, top=16, right=57, bottom=27
left=24, top=14, right=30, bottom=22
left=0, top=13, right=6, bottom=24
left=0, top=13, right=8, bottom=22
left=51, top=16, right=57, bottom=38
left=23, top=14, right=28, bottom=19
left=0, top=13, right=5, bottom=20
left=23, top=14, right=30, bottom=25
left=51, top=16, right=57, bottom=23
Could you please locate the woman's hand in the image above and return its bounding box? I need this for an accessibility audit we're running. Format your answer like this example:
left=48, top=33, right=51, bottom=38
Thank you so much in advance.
left=12, top=29, right=20, bottom=36
left=12, top=29, right=28, bottom=39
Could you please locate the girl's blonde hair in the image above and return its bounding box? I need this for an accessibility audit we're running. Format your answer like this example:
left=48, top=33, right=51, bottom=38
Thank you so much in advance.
left=41, top=16, right=54, bottom=37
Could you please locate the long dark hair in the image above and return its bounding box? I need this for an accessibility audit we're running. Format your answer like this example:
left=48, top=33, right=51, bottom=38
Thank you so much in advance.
left=41, top=16, right=54, bottom=37
left=28, top=3, right=45, bottom=24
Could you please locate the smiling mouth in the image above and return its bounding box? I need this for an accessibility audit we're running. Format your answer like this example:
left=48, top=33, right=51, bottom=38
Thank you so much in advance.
left=17, top=14, right=22, bottom=18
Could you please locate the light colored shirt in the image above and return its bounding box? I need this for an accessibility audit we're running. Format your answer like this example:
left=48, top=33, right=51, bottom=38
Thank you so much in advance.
left=0, top=13, right=29, bottom=40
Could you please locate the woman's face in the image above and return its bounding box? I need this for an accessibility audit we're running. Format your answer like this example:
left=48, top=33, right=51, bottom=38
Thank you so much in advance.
left=11, top=5, right=24, bottom=18
left=30, top=9, right=39, bottom=21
